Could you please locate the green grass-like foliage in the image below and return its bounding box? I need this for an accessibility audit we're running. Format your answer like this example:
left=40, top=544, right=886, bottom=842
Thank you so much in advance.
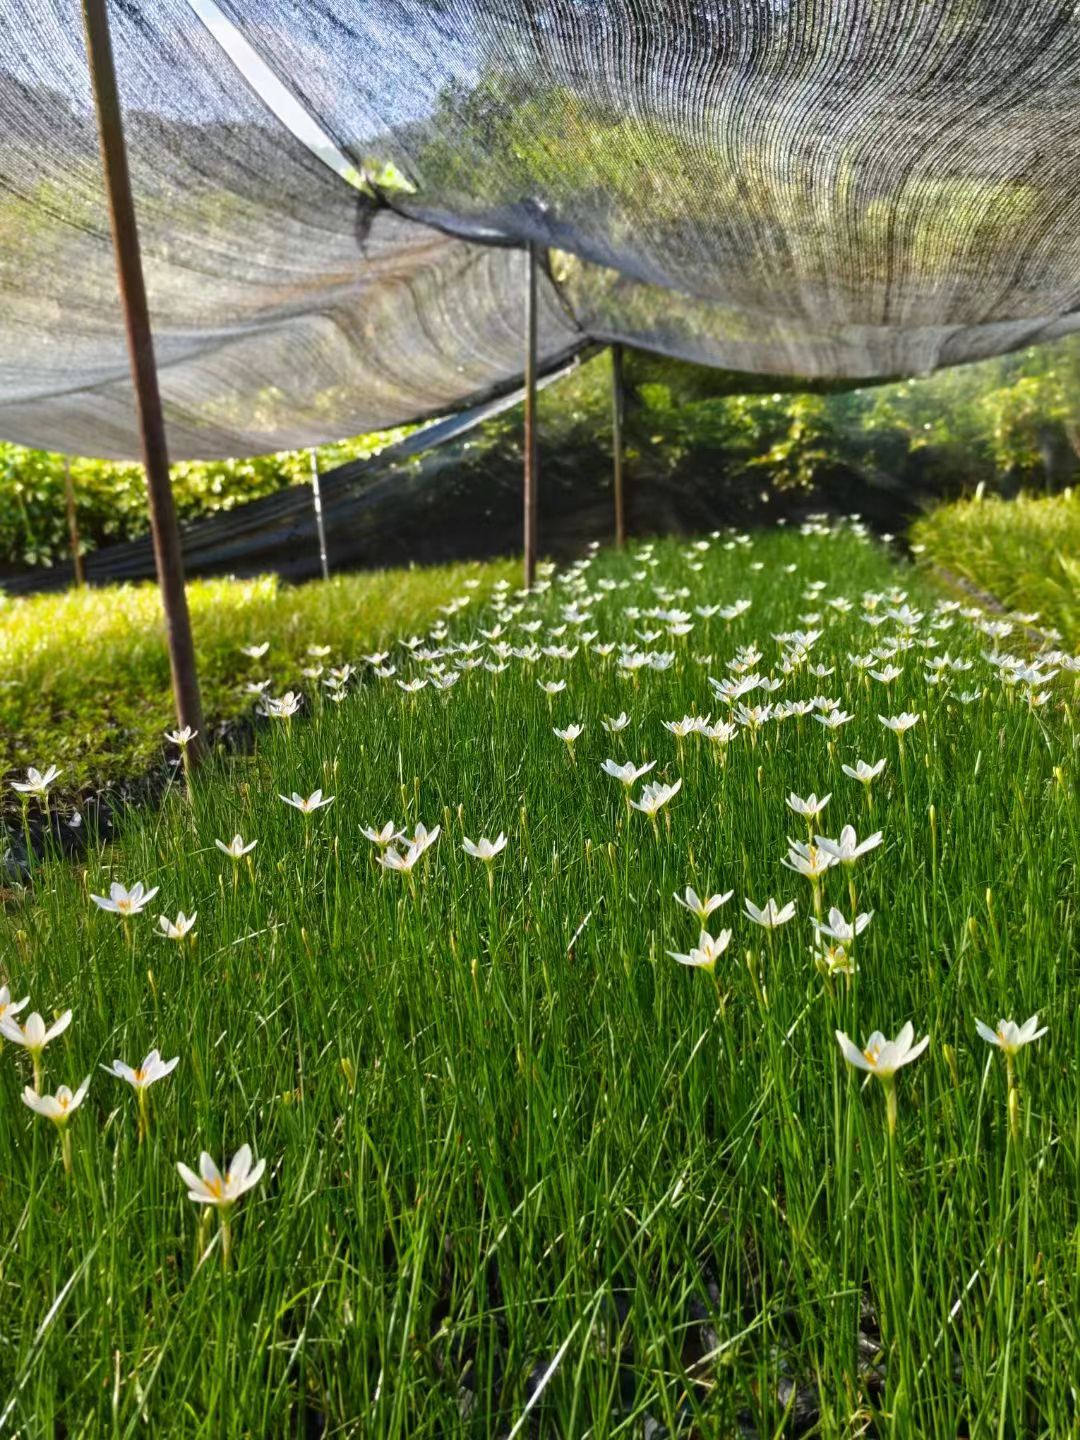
left=1, top=525, right=1077, bottom=1436
left=913, top=488, right=1080, bottom=651
left=0, top=561, right=516, bottom=792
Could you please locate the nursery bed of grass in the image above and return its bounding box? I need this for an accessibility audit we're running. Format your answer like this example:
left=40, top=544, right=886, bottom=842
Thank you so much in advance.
left=912, top=488, right=1080, bottom=650
left=1, top=522, right=1077, bottom=1436
left=0, top=559, right=515, bottom=795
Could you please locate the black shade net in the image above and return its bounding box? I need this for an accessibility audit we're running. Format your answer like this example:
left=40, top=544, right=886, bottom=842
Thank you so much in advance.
left=4, top=1, right=1080, bottom=462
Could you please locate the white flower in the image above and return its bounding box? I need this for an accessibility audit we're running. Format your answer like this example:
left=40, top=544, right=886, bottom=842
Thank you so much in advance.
left=240, top=642, right=269, bottom=659
left=158, top=911, right=197, bottom=941
left=176, top=1144, right=266, bottom=1208
left=629, top=779, right=682, bottom=816
left=811, top=906, right=873, bottom=943
left=279, top=789, right=335, bottom=814
left=0, top=1009, right=72, bottom=1055
left=538, top=679, right=567, bottom=696
left=104, top=1048, right=179, bottom=1091
left=813, top=709, right=854, bottom=730
left=842, top=759, right=886, bottom=785
left=0, top=984, right=30, bottom=1027
left=262, top=691, right=302, bottom=719
left=601, top=758, right=656, bottom=787
left=397, top=678, right=428, bottom=694
left=462, top=834, right=508, bottom=862
left=815, top=825, right=883, bottom=864
left=663, top=717, right=701, bottom=739
left=781, top=841, right=837, bottom=880
left=974, top=1015, right=1048, bottom=1056
left=879, top=712, right=920, bottom=734
left=602, top=712, right=631, bottom=733
left=360, top=822, right=401, bottom=848
left=813, top=941, right=855, bottom=978
left=90, top=881, right=160, bottom=916
left=401, top=823, right=440, bottom=857
left=11, top=765, right=62, bottom=797
left=744, top=897, right=797, bottom=930
left=786, top=791, right=830, bottom=820
left=668, top=929, right=732, bottom=972
left=216, top=834, right=257, bottom=859
left=836, top=1022, right=929, bottom=1077
left=22, top=1076, right=91, bottom=1124
left=165, top=726, right=198, bottom=746
left=554, top=724, right=584, bottom=743
left=674, top=886, right=734, bottom=921
left=379, top=824, right=441, bottom=873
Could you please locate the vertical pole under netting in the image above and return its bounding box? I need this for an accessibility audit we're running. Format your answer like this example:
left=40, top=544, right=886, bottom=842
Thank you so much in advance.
left=308, top=448, right=331, bottom=581
left=63, top=458, right=86, bottom=587
left=610, top=343, right=626, bottom=548
left=523, top=242, right=539, bottom=590
left=81, top=0, right=204, bottom=757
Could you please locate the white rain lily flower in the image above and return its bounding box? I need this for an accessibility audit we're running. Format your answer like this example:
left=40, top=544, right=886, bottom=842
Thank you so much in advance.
left=462, top=833, right=508, bottom=862
left=869, top=664, right=903, bottom=684
left=164, top=726, right=198, bottom=746
left=158, top=911, right=197, bottom=941
left=842, top=759, right=887, bottom=785
left=813, top=709, right=854, bottom=730
left=836, top=1022, right=929, bottom=1133
left=360, top=822, right=402, bottom=848
left=744, top=897, right=797, bottom=930
left=602, top=712, right=631, bottom=733
left=601, top=758, right=656, bottom=787
left=400, top=823, right=440, bottom=856
left=0, top=984, right=30, bottom=1028
left=22, top=1076, right=91, bottom=1124
left=629, top=779, right=682, bottom=817
left=811, top=906, right=873, bottom=943
left=216, top=834, right=257, bottom=859
left=786, top=791, right=830, bottom=821
left=176, top=1145, right=265, bottom=1209
left=879, top=711, right=920, bottom=734
left=668, top=928, right=733, bottom=973
left=538, top=679, right=567, bottom=696
left=554, top=724, right=584, bottom=744
left=397, top=677, right=428, bottom=694
left=240, top=642, right=269, bottom=659
left=11, top=765, right=62, bottom=797
left=262, top=691, right=302, bottom=719
left=815, top=825, right=883, bottom=864
left=974, top=1014, right=1048, bottom=1057
left=104, top=1048, right=179, bottom=1092
left=1, top=1009, right=73, bottom=1090
left=662, top=716, right=700, bottom=739
left=674, top=886, right=734, bottom=921
left=90, top=881, right=160, bottom=917
left=781, top=840, right=837, bottom=880
left=813, top=941, right=855, bottom=979
left=279, top=789, right=335, bottom=814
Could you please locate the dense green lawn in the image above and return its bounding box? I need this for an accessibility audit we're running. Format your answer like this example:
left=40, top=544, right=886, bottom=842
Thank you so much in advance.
left=913, top=488, right=1080, bottom=651
left=0, top=560, right=515, bottom=793
left=1, top=523, right=1077, bottom=1436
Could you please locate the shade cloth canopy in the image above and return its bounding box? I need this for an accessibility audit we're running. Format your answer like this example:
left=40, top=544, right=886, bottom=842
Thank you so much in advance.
left=2, top=0, right=1080, bottom=459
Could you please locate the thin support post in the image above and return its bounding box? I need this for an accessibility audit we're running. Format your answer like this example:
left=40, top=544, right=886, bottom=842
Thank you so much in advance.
left=63, top=458, right=86, bottom=587
left=523, top=242, right=539, bottom=589
left=611, top=343, right=626, bottom=548
left=81, top=0, right=204, bottom=755
left=308, top=449, right=331, bottom=582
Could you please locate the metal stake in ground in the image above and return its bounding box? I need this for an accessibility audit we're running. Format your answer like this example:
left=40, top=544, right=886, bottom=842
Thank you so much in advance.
left=81, top=0, right=205, bottom=756
left=63, top=458, right=86, bottom=588
left=523, top=242, right=539, bottom=590
left=308, top=449, right=331, bottom=582
left=611, top=343, right=626, bottom=548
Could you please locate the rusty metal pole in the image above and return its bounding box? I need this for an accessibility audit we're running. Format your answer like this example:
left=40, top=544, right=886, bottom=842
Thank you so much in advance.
left=523, top=242, right=539, bottom=589
left=308, top=448, right=331, bottom=581
left=81, top=0, right=204, bottom=755
left=63, top=458, right=86, bottom=587
left=611, top=343, right=626, bottom=548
